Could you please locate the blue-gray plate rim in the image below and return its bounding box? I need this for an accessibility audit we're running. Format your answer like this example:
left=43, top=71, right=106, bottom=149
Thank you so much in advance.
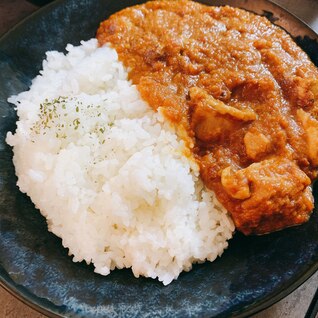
left=0, top=0, right=317, bottom=317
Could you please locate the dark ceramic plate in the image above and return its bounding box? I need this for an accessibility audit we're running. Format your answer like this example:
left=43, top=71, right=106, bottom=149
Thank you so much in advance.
left=0, top=0, right=317, bottom=317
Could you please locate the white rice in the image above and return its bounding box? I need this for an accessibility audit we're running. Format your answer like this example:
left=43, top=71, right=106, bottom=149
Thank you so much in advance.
left=6, top=39, right=234, bottom=285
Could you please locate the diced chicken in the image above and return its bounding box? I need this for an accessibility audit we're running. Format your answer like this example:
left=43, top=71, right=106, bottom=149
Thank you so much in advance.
left=297, top=109, right=318, bottom=166
left=310, top=80, right=318, bottom=109
left=244, top=130, right=271, bottom=160
left=221, top=157, right=313, bottom=235
left=190, top=87, right=257, bottom=121
left=191, top=102, right=240, bottom=142
left=291, top=77, right=316, bottom=108
left=190, top=87, right=256, bottom=142
left=221, top=166, right=250, bottom=199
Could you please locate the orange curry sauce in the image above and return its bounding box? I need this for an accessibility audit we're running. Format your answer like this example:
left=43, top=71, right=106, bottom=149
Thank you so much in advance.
left=97, top=0, right=318, bottom=235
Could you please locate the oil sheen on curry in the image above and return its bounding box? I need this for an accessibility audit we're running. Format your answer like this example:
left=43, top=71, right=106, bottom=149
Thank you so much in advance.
left=97, top=0, right=318, bottom=235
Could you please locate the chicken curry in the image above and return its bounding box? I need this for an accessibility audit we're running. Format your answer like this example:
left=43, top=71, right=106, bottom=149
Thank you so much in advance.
left=97, top=0, right=318, bottom=235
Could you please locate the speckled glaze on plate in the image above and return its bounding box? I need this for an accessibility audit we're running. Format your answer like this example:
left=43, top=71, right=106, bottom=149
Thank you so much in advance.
left=0, top=0, right=317, bottom=317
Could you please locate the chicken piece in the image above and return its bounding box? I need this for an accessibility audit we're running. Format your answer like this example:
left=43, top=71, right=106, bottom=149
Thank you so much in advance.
left=221, top=166, right=250, bottom=199
left=244, top=130, right=271, bottom=160
left=297, top=109, right=318, bottom=166
left=190, top=87, right=257, bottom=121
left=190, top=87, right=256, bottom=142
left=288, top=77, right=317, bottom=109
left=191, top=101, right=241, bottom=143
left=220, top=157, right=313, bottom=235
left=310, top=80, right=318, bottom=109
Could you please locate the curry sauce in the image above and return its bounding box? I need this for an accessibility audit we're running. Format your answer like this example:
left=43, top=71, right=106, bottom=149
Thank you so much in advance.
left=97, top=0, right=318, bottom=235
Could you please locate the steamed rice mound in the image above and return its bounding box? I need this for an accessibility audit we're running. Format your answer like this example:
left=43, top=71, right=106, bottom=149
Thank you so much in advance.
left=6, top=39, right=234, bottom=285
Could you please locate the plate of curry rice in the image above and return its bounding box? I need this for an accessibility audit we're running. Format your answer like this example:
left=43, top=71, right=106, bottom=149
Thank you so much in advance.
left=0, top=0, right=317, bottom=317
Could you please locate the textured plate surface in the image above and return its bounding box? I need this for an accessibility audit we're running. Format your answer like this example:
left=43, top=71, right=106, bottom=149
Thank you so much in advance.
left=0, top=0, right=317, bottom=317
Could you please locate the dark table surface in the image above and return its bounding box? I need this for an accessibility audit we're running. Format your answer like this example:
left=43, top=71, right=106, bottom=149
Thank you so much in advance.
left=0, top=1, right=317, bottom=318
